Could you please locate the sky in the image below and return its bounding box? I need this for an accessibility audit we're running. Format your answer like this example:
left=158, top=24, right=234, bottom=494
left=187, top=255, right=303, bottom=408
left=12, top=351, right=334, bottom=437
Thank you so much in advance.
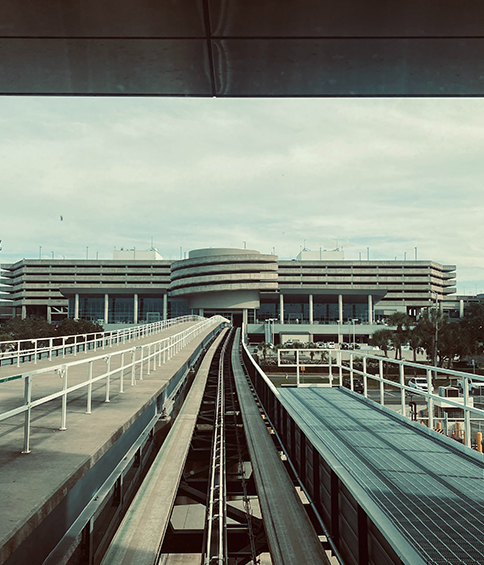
left=0, top=96, right=483, bottom=295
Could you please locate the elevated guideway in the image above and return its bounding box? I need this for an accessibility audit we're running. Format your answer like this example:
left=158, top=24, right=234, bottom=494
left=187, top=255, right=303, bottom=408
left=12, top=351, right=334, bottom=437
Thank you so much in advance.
left=0, top=317, right=227, bottom=565
left=242, top=342, right=484, bottom=565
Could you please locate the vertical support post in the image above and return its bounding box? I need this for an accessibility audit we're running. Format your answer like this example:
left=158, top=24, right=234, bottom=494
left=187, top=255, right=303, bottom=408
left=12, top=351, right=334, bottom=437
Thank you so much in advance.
left=104, top=293, right=109, bottom=325
left=338, top=350, right=342, bottom=384
left=22, top=375, right=32, bottom=454
left=463, top=375, right=470, bottom=447
left=139, top=347, right=144, bottom=381
left=363, top=357, right=368, bottom=398
left=477, top=432, right=483, bottom=453
left=350, top=355, right=354, bottom=390
left=147, top=344, right=151, bottom=375
left=163, top=294, right=168, bottom=321
left=134, top=293, right=138, bottom=324
left=49, top=338, right=53, bottom=361
left=120, top=352, right=125, bottom=393
left=34, top=340, right=38, bottom=364
left=427, top=368, right=434, bottom=431
left=105, top=356, right=111, bottom=403
left=74, top=293, right=79, bottom=319
left=329, top=352, right=333, bottom=380
left=60, top=366, right=68, bottom=430
left=131, top=349, right=136, bottom=386
left=87, top=361, right=93, bottom=414
left=309, top=294, right=313, bottom=324
left=296, top=350, right=300, bottom=388
left=368, top=294, right=373, bottom=325
left=379, top=359, right=384, bottom=406
left=163, top=339, right=166, bottom=364
left=279, top=293, right=284, bottom=324
left=400, top=363, right=406, bottom=417
left=338, top=294, right=343, bottom=324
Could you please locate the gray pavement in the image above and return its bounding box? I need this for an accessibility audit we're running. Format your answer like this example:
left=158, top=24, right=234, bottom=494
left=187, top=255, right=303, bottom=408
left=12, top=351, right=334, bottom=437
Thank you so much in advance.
left=0, top=321, right=218, bottom=564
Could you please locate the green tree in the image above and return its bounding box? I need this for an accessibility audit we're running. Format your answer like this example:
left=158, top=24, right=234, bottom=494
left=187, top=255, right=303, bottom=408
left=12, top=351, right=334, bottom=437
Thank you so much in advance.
left=56, top=318, right=103, bottom=336
left=0, top=317, right=55, bottom=341
left=415, top=308, right=447, bottom=366
left=387, top=312, right=413, bottom=360
left=370, top=329, right=393, bottom=358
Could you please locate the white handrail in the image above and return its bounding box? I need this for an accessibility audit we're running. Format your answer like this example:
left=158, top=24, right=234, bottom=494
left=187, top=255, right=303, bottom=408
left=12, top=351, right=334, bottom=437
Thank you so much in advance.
left=0, top=315, right=204, bottom=367
left=277, top=347, right=484, bottom=450
left=0, top=316, right=228, bottom=453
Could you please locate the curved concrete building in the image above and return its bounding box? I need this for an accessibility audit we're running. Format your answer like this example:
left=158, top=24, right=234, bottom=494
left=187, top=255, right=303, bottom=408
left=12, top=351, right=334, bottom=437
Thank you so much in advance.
left=170, top=248, right=278, bottom=323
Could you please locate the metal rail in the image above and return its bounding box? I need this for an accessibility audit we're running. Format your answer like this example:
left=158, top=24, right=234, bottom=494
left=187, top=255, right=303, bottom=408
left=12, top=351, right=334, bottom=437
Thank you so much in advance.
left=203, top=331, right=230, bottom=565
left=0, top=315, right=204, bottom=367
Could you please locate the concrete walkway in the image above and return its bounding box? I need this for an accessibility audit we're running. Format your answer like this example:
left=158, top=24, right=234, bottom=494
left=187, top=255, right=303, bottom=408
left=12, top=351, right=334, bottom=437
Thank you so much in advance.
left=0, top=321, right=221, bottom=564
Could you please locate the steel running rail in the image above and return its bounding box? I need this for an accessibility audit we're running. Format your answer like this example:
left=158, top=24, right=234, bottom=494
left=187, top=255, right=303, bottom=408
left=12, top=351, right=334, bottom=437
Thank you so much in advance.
left=203, top=333, right=230, bottom=565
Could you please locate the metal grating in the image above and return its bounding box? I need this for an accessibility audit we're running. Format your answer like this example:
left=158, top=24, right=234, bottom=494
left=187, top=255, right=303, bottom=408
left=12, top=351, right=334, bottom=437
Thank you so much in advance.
left=280, top=387, right=484, bottom=565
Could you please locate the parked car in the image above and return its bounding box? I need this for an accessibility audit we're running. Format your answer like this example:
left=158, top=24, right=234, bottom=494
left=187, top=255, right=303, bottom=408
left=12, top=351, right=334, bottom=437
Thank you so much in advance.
left=343, top=377, right=364, bottom=394
left=456, top=377, right=484, bottom=395
left=408, top=377, right=434, bottom=394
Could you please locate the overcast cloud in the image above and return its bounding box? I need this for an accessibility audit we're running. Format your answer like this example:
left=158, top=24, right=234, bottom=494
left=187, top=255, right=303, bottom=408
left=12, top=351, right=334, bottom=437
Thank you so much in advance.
left=0, top=97, right=483, bottom=294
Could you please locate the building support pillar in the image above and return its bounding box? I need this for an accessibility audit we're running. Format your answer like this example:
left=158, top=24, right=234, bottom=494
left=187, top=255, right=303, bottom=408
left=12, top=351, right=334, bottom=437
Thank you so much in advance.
left=242, top=308, right=248, bottom=327
left=21, top=305, right=27, bottom=319
left=104, top=293, right=109, bottom=325
left=47, top=305, right=52, bottom=323
left=338, top=294, right=343, bottom=324
left=279, top=293, right=284, bottom=324
left=309, top=294, right=314, bottom=324
left=74, top=293, right=79, bottom=320
left=368, top=294, right=373, bottom=325
left=459, top=299, right=464, bottom=318
left=163, top=294, right=168, bottom=321
left=199, top=308, right=204, bottom=317
left=133, top=294, right=138, bottom=324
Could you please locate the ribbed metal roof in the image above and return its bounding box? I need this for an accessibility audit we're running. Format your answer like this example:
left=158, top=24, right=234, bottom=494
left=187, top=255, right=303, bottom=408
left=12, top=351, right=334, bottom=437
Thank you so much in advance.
left=280, top=387, right=484, bottom=565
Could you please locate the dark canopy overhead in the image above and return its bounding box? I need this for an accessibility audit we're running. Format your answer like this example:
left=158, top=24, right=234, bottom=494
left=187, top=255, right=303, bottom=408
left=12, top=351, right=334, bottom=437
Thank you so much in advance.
left=1, top=0, right=484, bottom=96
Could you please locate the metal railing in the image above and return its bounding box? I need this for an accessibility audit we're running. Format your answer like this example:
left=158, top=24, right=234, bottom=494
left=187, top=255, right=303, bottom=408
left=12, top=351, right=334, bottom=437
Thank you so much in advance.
left=277, top=347, right=484, bottom=450
left=0, top=315, right=204, bottom=367
left=0, top=316, right=227, bottom=454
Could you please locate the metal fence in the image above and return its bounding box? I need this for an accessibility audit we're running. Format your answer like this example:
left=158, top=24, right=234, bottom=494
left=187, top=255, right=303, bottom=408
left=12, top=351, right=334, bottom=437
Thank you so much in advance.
left=0, top=316, right=227, bottom=454
left=0, top=315, right=204, bottom=367
left=277, top=347, right=484, bottom=450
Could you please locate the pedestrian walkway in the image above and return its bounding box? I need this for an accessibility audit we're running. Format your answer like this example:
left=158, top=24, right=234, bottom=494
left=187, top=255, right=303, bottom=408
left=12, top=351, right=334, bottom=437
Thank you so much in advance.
left=0, top=319, right=225, bottom=565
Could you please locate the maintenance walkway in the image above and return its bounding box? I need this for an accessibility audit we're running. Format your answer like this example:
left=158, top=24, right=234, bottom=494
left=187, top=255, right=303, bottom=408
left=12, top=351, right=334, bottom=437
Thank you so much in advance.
left=281, top=386, right=484, bottom=565
left=0, top=318, right=225, bottom=565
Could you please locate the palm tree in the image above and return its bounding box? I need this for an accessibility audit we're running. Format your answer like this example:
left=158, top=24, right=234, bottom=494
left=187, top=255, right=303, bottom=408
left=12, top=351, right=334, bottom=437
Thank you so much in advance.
left=370, top=329, right=393, bottom=358
left=387, top=312, right=413, bottom=360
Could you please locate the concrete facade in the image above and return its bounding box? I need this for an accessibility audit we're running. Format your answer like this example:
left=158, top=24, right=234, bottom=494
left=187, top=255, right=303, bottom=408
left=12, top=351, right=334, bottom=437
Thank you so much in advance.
left=0, top=247, right=467, bottom=340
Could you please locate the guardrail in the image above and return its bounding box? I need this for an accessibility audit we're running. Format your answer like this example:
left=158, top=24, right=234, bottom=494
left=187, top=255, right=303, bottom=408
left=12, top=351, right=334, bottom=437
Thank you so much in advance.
left=0, top=315, right=204, bottom=367
left=0, top=316, right=227, bottom=454
left=276, top=347, right=484, bottom=450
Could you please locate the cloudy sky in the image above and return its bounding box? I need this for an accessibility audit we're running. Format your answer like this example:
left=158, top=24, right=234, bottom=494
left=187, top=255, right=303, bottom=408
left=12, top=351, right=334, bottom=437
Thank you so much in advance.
left=0, top=96, right=483, bottom=294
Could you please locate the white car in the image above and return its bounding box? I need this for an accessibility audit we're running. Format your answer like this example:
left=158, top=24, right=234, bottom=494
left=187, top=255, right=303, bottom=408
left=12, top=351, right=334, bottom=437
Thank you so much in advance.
left=408, top=377, right=434, bottom=394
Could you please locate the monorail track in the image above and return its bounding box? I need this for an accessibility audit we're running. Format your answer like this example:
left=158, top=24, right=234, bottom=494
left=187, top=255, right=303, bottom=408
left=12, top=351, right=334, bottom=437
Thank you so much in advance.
left=101, top=327, right=329, bottom=565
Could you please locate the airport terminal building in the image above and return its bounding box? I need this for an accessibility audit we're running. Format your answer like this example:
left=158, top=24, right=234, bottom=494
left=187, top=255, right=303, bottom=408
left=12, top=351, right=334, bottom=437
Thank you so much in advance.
left=0, top=247, right=473, bottom=343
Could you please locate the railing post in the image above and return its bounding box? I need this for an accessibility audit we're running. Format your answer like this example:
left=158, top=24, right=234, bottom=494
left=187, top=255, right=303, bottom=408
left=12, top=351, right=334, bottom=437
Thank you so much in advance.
left=49, top=338, right=53, bottom=361
left=147, top=344, right=151, bottom=375
left=17, top=342, right=20, bottom=367
left=87, top=361, right=93, bottom=414
left=84, top=334, right=88, bottom=354
left=139, top=347, right=144, bottom=381
left=105, top=356, right=111, bottom=403
left=60, top=365, right=68, bottom=431
left=120, top=352, right=125, bottom=393
left=328, top=351, right=333, bottom=380
left=379, top=359, right=384, bottom=406
left=74, top=335, right=77, bottom=356
left=34, top=340, right=38, bottom=364
left=427, top=368, right=434, bottom=431
left=464, top=375, right=471, bottom=447
left=131, top=348, right=136, bottom=386
left=22, top=375, right=32, bottom=454
left=350, top=354, right=354, bottom=390
left=338, top=350, right=342, bottom=384
left=62, top=337, right=66, bottom=359
left=363, top=357, right=368, bottom=398
left=400, top=363, right=406, bottom=417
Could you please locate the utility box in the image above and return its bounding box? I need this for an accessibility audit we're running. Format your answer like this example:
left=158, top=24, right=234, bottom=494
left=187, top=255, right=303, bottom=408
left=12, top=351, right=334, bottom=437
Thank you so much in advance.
left=439, top=386, right=459, bottom=398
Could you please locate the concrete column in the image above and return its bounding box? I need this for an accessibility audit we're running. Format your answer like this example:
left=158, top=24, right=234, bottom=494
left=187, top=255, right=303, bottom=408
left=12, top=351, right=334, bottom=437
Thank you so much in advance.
left=47, top=306, right=52, bottom=323
left=460, top=299, right=464, bottom=318
left=21, top=305, right=27, bottom=319
left=104, top=293, right=109, bottom=325
left=199, top=308, right=204, bottom=317
left=133, top=293, right=138, bottom=324
left=309, top=294, right=314, bottom=324
left=279, top=294, right=284, bottom=324
left=368, top=294, right=373, bottom=324
left=338, top=294, right=343, bottom=324
left=242, top=308, right=248, bottom=326
left=74, top=293, right=79, bottom=319
left=163, top=294, right=168, bottom=320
